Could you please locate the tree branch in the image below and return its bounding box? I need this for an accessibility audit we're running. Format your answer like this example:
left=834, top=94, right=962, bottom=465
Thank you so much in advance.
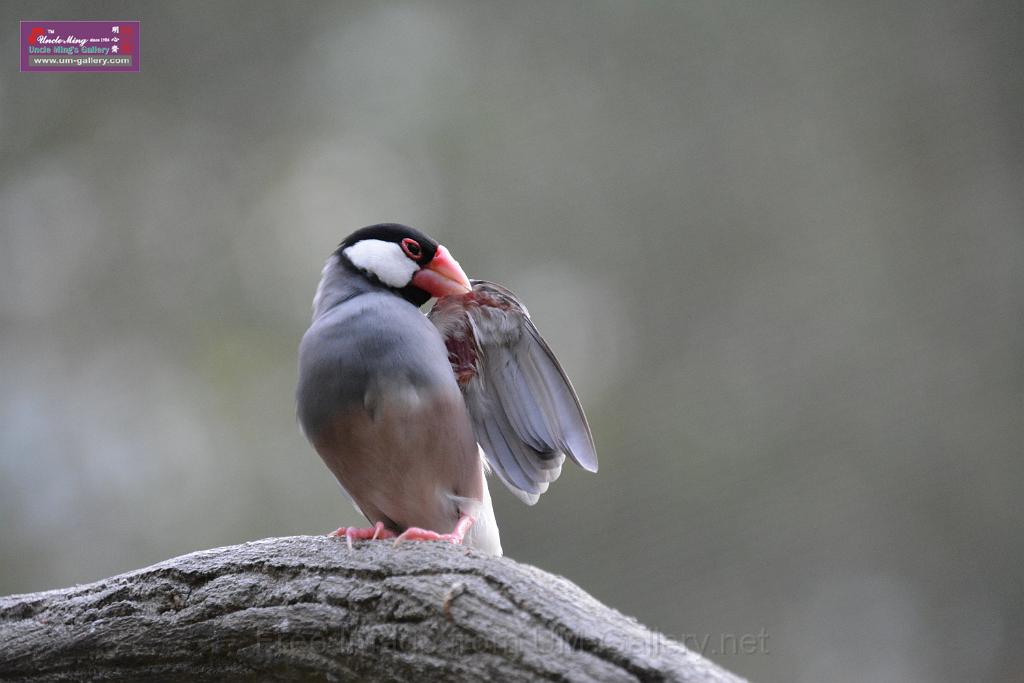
left=0, top=536, right=746, bottom=682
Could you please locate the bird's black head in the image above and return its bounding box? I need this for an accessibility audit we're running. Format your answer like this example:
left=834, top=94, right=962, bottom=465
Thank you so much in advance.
left=336, top=223, right=471, bottom=306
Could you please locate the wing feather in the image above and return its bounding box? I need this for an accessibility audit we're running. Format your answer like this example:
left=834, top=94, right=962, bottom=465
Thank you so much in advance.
left=428, top=281, right=597, bottom=504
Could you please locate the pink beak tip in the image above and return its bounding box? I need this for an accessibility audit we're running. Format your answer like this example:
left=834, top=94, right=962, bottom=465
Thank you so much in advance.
left=411, top=244, right=472, bottom=298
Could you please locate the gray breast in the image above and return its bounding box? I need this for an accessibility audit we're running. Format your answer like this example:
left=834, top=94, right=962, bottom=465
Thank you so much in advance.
left=297, top=290, right=454, bottom=440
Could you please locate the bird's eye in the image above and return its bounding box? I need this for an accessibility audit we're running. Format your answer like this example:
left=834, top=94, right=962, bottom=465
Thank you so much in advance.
left=401, top=238, right=422, bottom=259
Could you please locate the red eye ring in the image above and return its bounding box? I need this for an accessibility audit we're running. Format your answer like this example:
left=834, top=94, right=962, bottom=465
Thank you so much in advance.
left=400, top=238, right=423, bottom=260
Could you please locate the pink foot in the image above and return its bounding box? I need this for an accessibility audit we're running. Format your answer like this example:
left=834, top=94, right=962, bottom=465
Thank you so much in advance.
left=394, top=515, right=475, bottom=547
left=328, top=521, right=395, bottom=549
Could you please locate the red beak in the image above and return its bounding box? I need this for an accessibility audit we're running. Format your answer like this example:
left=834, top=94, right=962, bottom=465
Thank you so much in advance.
left=411, top=244, right=472, bottom=298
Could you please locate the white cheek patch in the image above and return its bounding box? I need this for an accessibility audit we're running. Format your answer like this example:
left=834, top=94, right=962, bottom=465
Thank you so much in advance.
left=343, top=239, right=418, bottom=288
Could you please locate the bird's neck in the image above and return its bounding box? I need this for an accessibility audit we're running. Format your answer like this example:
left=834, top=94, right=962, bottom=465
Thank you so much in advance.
left=311, top=255, right=382, bottom=319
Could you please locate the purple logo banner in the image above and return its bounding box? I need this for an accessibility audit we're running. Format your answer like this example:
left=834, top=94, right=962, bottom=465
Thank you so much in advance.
left=21, top=20, right=140, bottom=72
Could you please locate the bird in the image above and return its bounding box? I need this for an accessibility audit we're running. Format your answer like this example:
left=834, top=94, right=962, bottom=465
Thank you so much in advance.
left=296, top=224, right=597, bottom=556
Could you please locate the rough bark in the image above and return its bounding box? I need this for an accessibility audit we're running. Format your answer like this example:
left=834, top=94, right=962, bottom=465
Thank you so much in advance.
left=0, top=536, right=745, bottom=682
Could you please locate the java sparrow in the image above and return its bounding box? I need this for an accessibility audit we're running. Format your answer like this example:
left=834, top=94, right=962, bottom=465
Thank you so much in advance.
left=296, top=224, right=597, bottom=556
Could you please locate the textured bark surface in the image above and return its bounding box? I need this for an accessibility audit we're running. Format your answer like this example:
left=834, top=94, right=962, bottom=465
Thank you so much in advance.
left=0, top=536, right=746, bottom=682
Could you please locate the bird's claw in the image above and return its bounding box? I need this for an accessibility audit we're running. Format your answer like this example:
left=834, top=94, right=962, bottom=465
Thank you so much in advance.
left=328, top=521, right=395, bottom=549
left=393, top=527, right=461, bottom=545
left=393, top=515, right=475, bottom=548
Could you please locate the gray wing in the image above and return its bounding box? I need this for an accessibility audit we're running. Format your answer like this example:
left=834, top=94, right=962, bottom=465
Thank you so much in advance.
left=428, top=281, right=598, bottom=505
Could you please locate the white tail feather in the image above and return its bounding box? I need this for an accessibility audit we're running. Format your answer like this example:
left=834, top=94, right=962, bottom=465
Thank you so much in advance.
left=449, top=450, right=503, bottom=556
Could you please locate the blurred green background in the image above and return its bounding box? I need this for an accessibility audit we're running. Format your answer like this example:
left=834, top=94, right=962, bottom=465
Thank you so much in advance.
left=2, top=2, right=1021, bottom=681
